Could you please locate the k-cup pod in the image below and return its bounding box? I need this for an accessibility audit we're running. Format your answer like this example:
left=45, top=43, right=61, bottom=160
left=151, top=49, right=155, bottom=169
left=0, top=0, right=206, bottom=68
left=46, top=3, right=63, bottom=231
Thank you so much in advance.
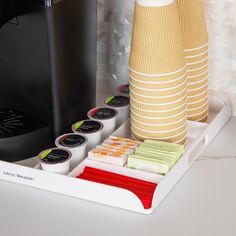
left=72, top=119, right=103, bottom=151
left=38, top=148, right=72, bottom=175
left=104, top=95, right=130, bottom=127
left=116, top=83, right=130, bottom=96
left=88, top=107, right=118, bottom=141
left=55, top=133, right=88, bottom=169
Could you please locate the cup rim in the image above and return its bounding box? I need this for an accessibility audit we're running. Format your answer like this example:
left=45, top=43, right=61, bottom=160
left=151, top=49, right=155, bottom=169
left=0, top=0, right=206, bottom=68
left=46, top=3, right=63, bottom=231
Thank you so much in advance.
left=38, top=148, right=72, bottom=165
left=87, top=106, right=119, bottom=121
left=55, top=133, right=88, bottom=150
left=104, top=94, right=130, bottom=108
left=72, top=119, right=104, bottom=134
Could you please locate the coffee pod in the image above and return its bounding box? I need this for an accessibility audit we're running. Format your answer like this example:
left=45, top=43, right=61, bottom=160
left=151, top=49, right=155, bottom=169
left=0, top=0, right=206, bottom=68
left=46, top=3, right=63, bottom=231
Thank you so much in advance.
left=116, top=83, right=130, bottom=96
left=72, top=119, right=103, bottom=151
left=55, top=133, right=88, bottom=169
left=38, top=148, right=72, bottom=175
left=87, top=107, right=118, bottom=141
left=104, top=95, right=130, bottom=128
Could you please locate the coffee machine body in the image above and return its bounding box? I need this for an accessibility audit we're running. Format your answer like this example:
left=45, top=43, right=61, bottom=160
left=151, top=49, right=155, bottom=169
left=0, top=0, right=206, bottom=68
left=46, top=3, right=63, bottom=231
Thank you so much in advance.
left=0, top=0, right=97, bottom=162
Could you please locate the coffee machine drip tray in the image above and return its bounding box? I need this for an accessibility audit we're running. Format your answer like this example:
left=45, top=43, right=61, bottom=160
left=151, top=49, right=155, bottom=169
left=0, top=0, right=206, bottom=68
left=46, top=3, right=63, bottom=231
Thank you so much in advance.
left=0, top=107, right=53, bottom=163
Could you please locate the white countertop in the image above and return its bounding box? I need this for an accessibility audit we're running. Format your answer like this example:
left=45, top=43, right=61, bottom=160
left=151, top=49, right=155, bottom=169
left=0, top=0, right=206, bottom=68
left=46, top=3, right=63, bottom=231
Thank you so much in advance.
left=0, top=118, right=236, bottom=236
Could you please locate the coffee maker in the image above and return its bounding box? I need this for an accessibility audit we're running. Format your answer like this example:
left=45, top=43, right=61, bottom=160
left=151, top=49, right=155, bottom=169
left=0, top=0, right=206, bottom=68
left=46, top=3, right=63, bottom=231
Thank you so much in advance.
left=0, top=0, right=97, bottom=162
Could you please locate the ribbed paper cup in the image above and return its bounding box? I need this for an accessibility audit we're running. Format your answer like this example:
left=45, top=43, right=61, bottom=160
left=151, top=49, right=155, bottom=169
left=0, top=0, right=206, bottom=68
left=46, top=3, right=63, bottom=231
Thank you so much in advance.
left=176, top=0, right=208, bottom=49
left=131, top=115, right=186, bottom=132
left=186, top=58, right=208, bottom=71
left=187, top=65, right=208, bottom=78
left=185, top=50, right=208, bottom=64
left=187, top=108, right=209, bottom=122
left=188, top=72, right=208, bottom=85
left=130, top=103, right=187, bottom=118
left=129, top=74, right=187, bottom=90
left=129, top=65, right=186, bottom=82
left=130, top=88, right=186, bottom=104
left=130, top=95, right=187, bottom=111
left=130, top=108, right=187, bottom=125
left=129, top=1, right=185, bottom=74
left=131, top=112, right=187, bottom=128
left=131, top=125, right=187, bottom=144
left=186, top=83, right=208, bottom=97
left=129, top=80, right=186, bottom=97
left=184, top=44, right=208, bottom=58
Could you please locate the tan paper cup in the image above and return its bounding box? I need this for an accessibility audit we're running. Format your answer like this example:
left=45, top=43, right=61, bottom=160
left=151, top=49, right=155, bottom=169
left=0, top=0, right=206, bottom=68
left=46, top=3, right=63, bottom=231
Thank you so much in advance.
left=187, top=109, right=209, bottom=122
left=131, top=116, right=186, bottom=132
left=187, top=83, right=208, bottom=97
left=130, top=87, right=187, bottom=104
left=187, top=97, right=209, bottom=110
left=184, top=44, right=208, bottom=57
left=176, top=0, right=208, bottom=49
left=129, top=79, right=187, bottom=97
left=131, top=112, right=187, bottom=127
left=130, top=95, right=187, bottom=111
left=130, top=108, right=187, bottom=124
left=131, top=125, right=187, bottom=144
left=187, top=60, right=208, bottom=73
left=129, top=64, right=186, bottom=81
left=187, top=65, right=208, bottom=78
left=187, top=91, right=209, bottom=104
left=185, top=50, right=208, bottom=64
left=188, top=73, right=208, bottom=85
left=130, top=103, right=187, bottom=117
left=129, top=2, right=185, bottom=73
left=129, top=73, right=186, bottom=90
left=131, top=122, right=186, bottom=137
left=186, top=57, right=208, bottom=71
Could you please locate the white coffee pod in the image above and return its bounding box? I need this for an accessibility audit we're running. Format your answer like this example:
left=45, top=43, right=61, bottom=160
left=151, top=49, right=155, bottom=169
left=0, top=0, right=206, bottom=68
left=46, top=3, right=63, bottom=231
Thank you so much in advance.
left=71, top=119, right=103, bottom=151
left=55, top=133, right=88, bottom=169
left=38, top=148, right=72, bottom=175
left=87, top=107, right=118, bottom=141
left=104, top=95, right=130, bottom=128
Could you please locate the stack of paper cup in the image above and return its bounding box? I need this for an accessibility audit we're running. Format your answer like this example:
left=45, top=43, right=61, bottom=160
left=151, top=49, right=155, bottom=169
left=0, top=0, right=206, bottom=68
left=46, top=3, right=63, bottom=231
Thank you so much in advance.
left=176, top=0, right=209, bottom=122
left=129, top=0, right=187, bottom=145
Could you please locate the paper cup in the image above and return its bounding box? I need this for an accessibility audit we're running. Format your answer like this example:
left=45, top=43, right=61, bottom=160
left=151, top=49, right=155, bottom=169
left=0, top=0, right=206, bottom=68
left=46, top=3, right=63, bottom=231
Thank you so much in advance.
left=87, top=107, right=118, bottom=141
left=131, top=116, right=186, bottom=132
left=104, top=95, right=130, bottom=127
left=72, top=120, right=103, bottom=151
left=187, top=108, right=209, bottom=122
left=129, top=72, right=186, bottom=90
left=130, top=103, right=187, bottom=117
left=129, top=1, right=185, bottom=73
left=176, top=0, right=208, bottom=49
left=55, top=133, right=88, bottom=169
left=130, top=108, right=187, bottom=124
left=38, top=148, right=72, bottom=175
left=130, top=79, right=186, bottom=97
left=131, top=112, right=187, bottom=127
left=185, top=49, right=208, bottom=63
left=131, top=125, right=187, bottom=144
left=130, top=95, right=187, bottom=111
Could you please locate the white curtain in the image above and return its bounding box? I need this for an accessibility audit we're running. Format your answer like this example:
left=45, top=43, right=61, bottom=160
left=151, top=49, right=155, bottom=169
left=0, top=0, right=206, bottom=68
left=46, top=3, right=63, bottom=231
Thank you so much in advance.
left=97, top=0, right=236, bottom=115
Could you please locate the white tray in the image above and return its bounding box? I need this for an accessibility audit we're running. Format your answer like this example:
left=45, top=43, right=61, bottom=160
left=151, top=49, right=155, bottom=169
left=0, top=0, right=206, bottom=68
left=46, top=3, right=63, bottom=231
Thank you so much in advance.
left=0, top=94, right=232, bottom=214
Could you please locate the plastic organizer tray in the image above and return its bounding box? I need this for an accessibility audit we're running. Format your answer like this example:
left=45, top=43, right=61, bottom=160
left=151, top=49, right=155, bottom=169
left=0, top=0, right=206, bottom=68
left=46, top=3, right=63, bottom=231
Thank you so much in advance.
left=0, top=93, right=232, bottom=214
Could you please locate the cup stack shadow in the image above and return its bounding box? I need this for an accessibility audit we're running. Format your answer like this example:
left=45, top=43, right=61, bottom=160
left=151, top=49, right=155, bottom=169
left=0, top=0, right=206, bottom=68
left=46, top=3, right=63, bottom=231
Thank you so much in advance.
left=176, top=0, right=209, bottom=122
left=129, top=0, right=187, bottom=145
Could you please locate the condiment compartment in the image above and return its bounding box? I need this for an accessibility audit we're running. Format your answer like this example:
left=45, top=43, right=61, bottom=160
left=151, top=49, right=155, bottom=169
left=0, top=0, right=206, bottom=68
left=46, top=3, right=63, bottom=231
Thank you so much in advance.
left=0, top=93, right=232, bottom=214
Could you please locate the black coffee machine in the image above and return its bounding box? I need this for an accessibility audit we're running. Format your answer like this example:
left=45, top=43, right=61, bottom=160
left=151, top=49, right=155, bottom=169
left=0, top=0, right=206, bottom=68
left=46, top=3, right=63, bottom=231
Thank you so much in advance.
left=0, top=0, right=97, bottom=162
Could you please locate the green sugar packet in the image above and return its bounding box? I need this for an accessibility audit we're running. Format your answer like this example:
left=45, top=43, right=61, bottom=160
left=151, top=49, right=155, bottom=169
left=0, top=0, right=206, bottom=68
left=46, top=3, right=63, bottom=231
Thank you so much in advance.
left=134, top=150, right=177, bottom=168
left=127, top=156, right=170, bottom=175
left=143, top=140, right=184, bottom=155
